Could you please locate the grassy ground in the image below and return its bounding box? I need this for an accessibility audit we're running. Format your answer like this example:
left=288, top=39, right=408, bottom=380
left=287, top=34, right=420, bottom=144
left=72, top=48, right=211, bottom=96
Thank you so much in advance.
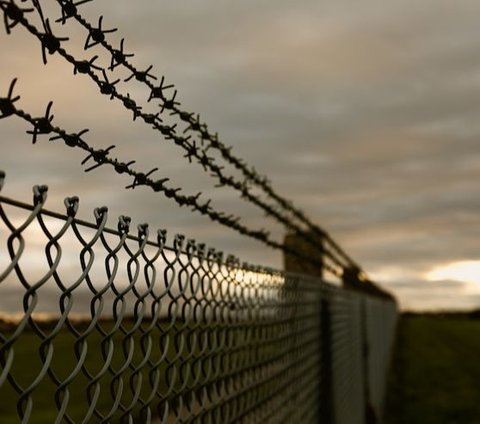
left=5, top=314, right=480, bottom=423
left=0, top=318, right=262, bottom=423
left=384, top=314, right=480, bottom=424
left=0, top=320, right=189, bottom=423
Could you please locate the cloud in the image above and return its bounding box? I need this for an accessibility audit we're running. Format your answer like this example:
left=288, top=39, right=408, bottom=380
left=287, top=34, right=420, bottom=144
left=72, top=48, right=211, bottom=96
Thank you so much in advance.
left=1, top=0, right=480, bottom=310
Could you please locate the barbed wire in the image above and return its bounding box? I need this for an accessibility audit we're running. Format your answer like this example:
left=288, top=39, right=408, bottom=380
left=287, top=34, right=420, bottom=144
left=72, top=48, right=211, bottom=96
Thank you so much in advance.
left=0, top=0, right=364, bottom=277
left=51, top=0, right=291, bottom=206
left=0, top=2, right=398, bottom=422
left=48, top=0, right=360, bottom=271
left=0, top=78, right=344, bottom=277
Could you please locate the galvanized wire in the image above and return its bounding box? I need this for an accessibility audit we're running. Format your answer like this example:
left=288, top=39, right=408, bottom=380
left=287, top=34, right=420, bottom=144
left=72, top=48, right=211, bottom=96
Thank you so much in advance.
left=0, top=77, right=345, bottom=278
left=0, top=3, right=399, bottom=421
left=0, top=177, right=397, bottom=424
left=49, top=0, right=353, bottom=264
left=0, top=0, right=360, bottom=277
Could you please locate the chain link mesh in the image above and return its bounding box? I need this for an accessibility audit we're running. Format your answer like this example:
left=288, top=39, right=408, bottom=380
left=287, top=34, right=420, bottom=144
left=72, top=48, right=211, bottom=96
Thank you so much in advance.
left=1, top=1, right=398, bottom=422
left=0, top=178, right=397, bottom=424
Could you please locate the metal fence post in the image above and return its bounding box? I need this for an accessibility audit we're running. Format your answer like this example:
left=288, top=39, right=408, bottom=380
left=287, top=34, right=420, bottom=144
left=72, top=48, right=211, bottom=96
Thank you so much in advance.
left=0, top=188, right=397, bottom=423
left=283, top=232, right=324, bottom=279
left=320, top=295, right=334, bottom=424
left=284, top=232, right=331, bottom=423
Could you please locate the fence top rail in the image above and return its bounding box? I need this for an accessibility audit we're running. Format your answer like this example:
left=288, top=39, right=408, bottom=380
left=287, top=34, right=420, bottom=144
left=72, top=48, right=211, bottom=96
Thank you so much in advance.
left=0, top=170, right=396, bottom=304
left=1, top=176, right=398, bottom=300
left=0, top=179, right=283, bottom=276
left=0, top=192, right=176, bottom=254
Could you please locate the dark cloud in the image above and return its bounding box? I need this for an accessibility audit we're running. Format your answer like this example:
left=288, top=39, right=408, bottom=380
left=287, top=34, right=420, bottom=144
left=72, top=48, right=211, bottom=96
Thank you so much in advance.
left=1, top=0, right=480, bottom=310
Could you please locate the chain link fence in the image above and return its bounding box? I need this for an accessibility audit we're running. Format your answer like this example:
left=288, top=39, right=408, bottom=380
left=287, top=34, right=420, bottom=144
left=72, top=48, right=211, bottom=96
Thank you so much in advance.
left=1, top=1, right=399, bottom=423
left=0, top=178, right=397, bottom=424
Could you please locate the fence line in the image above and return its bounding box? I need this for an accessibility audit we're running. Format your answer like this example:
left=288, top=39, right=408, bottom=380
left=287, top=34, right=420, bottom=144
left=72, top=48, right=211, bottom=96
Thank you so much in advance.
left=0, top=1, right=399, bottom=422
left=0, top=0, right=365, bottom=280
left=0, top=178, right=397, bottom=423
left=0, top=85, right=344, bottom=279
left=49, top=0, right=362, bottom=272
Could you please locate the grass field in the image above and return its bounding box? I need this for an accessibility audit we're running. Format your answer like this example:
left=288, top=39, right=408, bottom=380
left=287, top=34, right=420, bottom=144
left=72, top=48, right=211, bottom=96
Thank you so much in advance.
left=0, top=318, right=270, bottom=423
left=384, top=314, right=480, bottom=424
left=0, top=319, right=192, bottom=424
left=4, top=314, right=480, bottom=423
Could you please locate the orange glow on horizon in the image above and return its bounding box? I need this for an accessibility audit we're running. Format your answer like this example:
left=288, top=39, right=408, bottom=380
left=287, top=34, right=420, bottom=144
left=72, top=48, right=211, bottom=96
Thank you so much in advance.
left=426, top=261, right=480, bottom=285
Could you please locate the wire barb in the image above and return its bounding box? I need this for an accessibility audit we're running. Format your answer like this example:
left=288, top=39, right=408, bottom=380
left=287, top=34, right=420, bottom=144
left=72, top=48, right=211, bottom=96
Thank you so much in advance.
left=120, top=93, right=142, bottom=120
left=110, top=38, right=134, bottom=70
left=26, top=101, right=54, bottom=144
left=160, top=90, right=179, bottom=113
left=113, top=160, right=135, bottom=174
left=84, top=15, right=116, bottom=49
left=125, top=168, right=158, bottom=189
left=0, top=0, right=33, bottom=34
left=73, top=55, right=101, bottom=74
left=98, top=69, right=119, bottom=99
left=148, top=76, right=174, bottom=102
left=124, top=64, right=157, bottom=83
left=39, top=18, right=68, bottom=64
left=81, top=145, right=116, bottom=172
left=56, top=0, right=92, bottom=25
left=0, top=78, right=20, bottom=119
left=50, top=128, right=89, bottom=148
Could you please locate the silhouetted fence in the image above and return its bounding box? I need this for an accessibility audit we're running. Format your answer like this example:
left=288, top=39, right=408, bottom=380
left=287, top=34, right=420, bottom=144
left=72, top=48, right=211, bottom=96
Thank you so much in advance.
left=0, top=0, right=361, bottom=278
left=1, top=1, right=398, bottom=422
left=0, top=180, right=397, bottom=423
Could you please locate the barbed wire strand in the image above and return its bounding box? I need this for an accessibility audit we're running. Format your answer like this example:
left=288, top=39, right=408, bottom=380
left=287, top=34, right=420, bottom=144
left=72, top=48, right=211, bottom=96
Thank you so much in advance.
left=17, top=0, right=358, bottom=273
left=0, top=1, right=361, bottom=278
left=48, top=0, right=360, bottom=271
left=0, top=79, right=343, bottom=277
left=27, top=0, right=350, bottom=273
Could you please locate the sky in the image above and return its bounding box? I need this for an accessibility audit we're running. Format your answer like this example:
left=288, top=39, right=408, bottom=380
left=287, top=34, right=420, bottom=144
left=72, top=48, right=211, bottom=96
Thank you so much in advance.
left=1, top=0, right=480, bottom=310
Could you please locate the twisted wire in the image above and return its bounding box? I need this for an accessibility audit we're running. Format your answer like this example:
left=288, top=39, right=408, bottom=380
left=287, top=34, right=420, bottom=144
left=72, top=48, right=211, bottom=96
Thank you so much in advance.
left=0, top=177, right=397, bottom=423
left=0, top=1, right=399, bottom=418
left=0, top=78, right=343, bottom=277
left=0, top=0, right=356, bottom=276
left=49, top=0, right=361, bottom=271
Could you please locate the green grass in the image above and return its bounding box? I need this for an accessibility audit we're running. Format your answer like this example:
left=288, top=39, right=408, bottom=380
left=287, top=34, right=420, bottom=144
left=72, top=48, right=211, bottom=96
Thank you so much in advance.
left=384, top=314, right=480, bottom=424
left=10, top=313, right=480, bottom=423
left=0, top=318, right=266, bottom=423
left=0, top=319, right=195, bottom=423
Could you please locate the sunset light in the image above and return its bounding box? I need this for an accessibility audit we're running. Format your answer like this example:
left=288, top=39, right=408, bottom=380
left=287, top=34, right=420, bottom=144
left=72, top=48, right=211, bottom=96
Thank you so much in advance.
left=426, top=261, right=480, bottom=285
left=3, top=0, right=480, bottom=421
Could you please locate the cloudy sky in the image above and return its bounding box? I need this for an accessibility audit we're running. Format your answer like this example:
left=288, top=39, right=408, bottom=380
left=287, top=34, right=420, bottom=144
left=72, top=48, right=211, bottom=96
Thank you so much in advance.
left=1, top=0, right=480, bottom=310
